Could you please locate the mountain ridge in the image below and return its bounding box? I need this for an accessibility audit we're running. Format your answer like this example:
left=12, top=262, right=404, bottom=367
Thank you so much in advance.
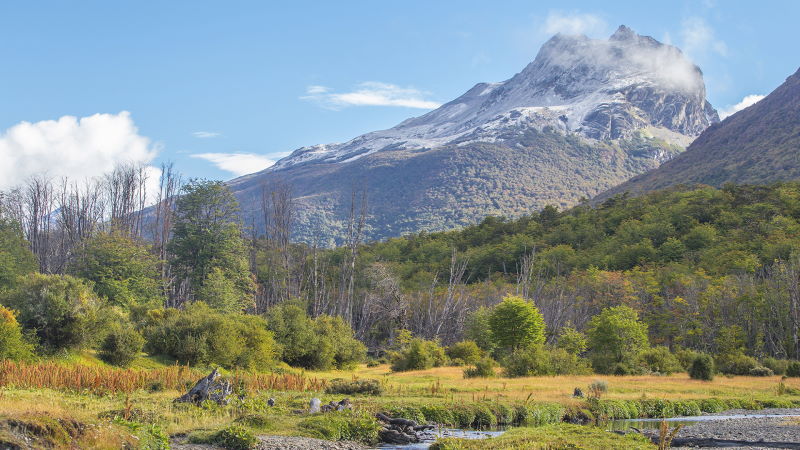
left=227, top=25, right=718, bottom=244
left=599, top=66, right=800, bottom=199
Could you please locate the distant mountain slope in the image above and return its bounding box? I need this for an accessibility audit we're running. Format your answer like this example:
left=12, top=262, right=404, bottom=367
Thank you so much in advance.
left=601, top=67, right=800, bottom=198
left=228, top=26, right=718, bottom=243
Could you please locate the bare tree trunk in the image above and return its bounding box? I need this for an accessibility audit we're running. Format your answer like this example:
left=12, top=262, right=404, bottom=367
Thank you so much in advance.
left=338, top=187, right=367, bottom=326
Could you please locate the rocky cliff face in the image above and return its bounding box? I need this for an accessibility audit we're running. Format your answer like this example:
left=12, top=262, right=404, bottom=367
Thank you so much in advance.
left=599, top=66, right=800, bottom=199
left=228, top=26, right=718, bottom=243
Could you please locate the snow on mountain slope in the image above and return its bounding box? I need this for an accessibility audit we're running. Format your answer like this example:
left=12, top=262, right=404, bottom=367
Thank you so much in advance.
left=271, top=25, right=718, bottom=171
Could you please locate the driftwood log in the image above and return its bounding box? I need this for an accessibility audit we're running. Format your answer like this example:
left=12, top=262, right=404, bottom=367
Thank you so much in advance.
left=375, top=412, right=435, bottom=445
left=174, top=368, right=233, bottom=405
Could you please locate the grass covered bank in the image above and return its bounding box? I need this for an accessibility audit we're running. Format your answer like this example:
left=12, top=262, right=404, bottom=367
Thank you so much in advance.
left=0, top=361, right=799, bottom=448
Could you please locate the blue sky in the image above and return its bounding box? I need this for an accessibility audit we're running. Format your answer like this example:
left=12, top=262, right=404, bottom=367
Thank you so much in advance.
left=0, top=0, right=797, bottom=188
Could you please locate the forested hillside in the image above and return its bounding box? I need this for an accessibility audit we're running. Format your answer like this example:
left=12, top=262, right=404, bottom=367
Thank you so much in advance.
left=2, top=169, right=800, bottom=379
left=348, top=182, right=800, bottom=359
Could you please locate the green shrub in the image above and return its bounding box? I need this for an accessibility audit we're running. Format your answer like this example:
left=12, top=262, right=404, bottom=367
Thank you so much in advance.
left=419, top=405, right=454, bottom=425
left=502, top=346, right=551, bottom=377
left=698, top=398, right=726, bottom=413
left=736, top=398, right=761, bottom=410
left=68, top=231, right=164, bottom=309
left=390, top=338, right=447, bottom=371
left=0, top=306, right=34, bottom=360
left=689, top=354, right=715, bottom=380
left=675, top=348, right=703, bottom=371
left=265, top=301, right=366, bottom=370
left=325, top=378, right=383, bottom=396
left=639, top=399, right=674, bottom=418
left=636, top=346, right=682, bottom=374
left=471, top=404, right=497, bottom=429
left=463, top=357, right=497, bottom=378
left=386, top=406, right=425, bottom=424
left=143, top=303, right=277, bottom=370
left=501, top=346, right=592, bottom=377
left=235, top=414, right=271, bottom=428
left=587, top=306, right=649, bottom=374
left=2, top=273, right=100, bottom=352
left=451, top=406, right=476, bottom=428
left=113, top=418, right=170, bottom=450
left=491, top=403, right=515, bottom=425
left=748, top=366, right=774, bottom=377
left=718, top=353, right=767, bottom=376
left=489, top=295, right=545, bottom=352
left=446, top=341, right=483, bottom=365
left=99, top=324, right=144, bottom=367
left=762, top=357, right=789, bottom=375
left=514, top=403, right=565, bottom=426
left=672, top=400, right=701, bottom=417
left=587, top=399, right=639, bottom=420
left=758, top=397, right=795, bottom=408
left=298, top=411, right=380, bottom=444
left=549, top=348, right=592, bottom=375
left=464, top=307, right=495, bottom=352
left=210, top=425, right=258, bottom=450
left=555, top=326, right=588, bottom=355
left=786, top=361, right=800, bottom=377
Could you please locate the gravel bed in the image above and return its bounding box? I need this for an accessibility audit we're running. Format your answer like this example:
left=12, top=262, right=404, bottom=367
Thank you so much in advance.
left=171, top=435, right=368, bottom=450
left=641, top=409, right=800, bottom=449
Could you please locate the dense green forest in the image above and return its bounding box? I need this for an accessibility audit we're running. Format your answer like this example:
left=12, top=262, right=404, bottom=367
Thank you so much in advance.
left=1, top=166, right=800, bottom=379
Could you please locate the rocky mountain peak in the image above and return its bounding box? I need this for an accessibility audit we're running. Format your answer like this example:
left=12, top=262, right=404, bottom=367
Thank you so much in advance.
left=269, top=26, right=717, bottom=171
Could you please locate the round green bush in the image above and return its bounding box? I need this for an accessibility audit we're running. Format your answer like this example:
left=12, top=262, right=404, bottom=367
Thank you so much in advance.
left=471, top=404, right=497, bottom=429
left=419, top=405, right=454, bottom=425
left=463, top=357, right=497, bottom=378
left=718, top=353, right=760, bottom=375
left=762, top=357, right=789, bottom=375
left=689, top=355, right=715, bottom=380
left=212, top=425, right=258, bottom=450
left=446, top=340, right=483, bottom=365
left=0, top=306, right=34, bottom=361
left=451, top=406, right=476, bottom=428
left=636, top=346, right=682, bottom=375
left=386, top=406, right=424, bottom=424
left=786, top=361, right=800, bottom=377
left=698, top=398, right=726, bottom=413
left=99, top=325, right=144, bottom=367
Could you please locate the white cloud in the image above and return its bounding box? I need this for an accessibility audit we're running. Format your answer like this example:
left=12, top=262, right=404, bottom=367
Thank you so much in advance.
left=0, top=111, right=159, bottom=190
left=305, top=85, right=330, bottom=95
left=718, top=94, right=765, bottom=119
left=191, top=152, right=277, bottom=177
left=543, top=11, right=607, bottom=36
left=193, top=131, right=221, bottom=138
left=680, top=17, right=727, bottom=58
left=301, top=82, right=441, bottom=110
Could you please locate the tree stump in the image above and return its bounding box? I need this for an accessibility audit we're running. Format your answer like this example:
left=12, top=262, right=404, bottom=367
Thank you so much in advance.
left=174, top=368, right=233, bottom=405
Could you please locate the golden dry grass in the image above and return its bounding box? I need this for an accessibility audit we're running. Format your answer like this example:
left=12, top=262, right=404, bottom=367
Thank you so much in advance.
left=321, top=365, right=800, bottom=405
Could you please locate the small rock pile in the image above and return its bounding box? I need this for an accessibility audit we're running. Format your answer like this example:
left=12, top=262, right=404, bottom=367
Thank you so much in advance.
left=309, top=398, right=354, bottom=413
left=375, top=412, right=435, bottom=445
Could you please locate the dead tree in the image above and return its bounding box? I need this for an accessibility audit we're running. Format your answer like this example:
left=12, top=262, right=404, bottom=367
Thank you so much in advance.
left=259, top=180, right=295, bottom=307
left=338, top=186, right=368, bottom=325
left=151, top=163, right=181, bottom=307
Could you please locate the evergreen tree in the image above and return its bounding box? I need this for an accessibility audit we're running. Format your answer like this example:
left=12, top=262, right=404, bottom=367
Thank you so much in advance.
left=489, top=295, right=546, bottom=353
left=168, top=179, right=253, bottom=308
left=587, top=305, right=649, bottom=374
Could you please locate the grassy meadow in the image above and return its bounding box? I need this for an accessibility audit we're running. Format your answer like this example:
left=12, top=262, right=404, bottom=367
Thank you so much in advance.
left=0, top=354, right=799, bottom=448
